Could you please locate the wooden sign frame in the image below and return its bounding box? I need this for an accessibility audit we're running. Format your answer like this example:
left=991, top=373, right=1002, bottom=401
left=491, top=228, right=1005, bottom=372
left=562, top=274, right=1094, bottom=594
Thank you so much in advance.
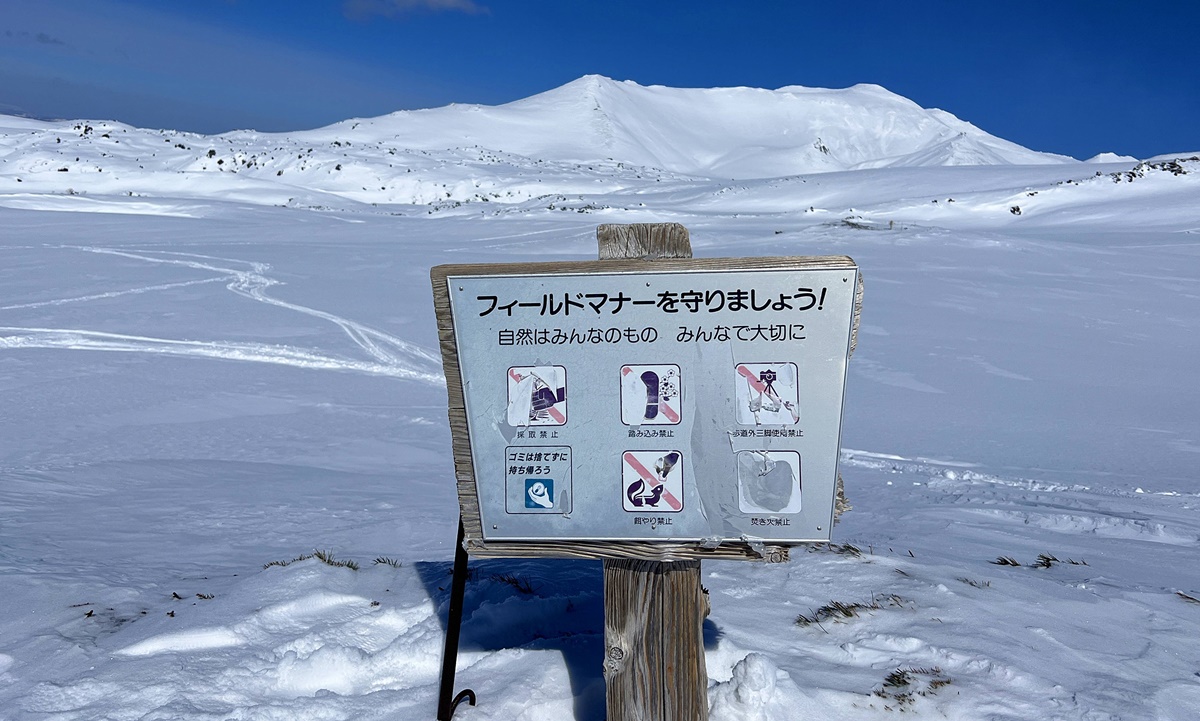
left=431, top=227, right=862, bottom=563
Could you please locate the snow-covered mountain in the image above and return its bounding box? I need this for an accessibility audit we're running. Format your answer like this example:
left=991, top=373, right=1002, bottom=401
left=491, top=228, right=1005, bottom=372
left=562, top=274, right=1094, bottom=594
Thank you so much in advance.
left=315, top=75, right=1075, bottom=176
left=0, top=76, right=1074, bottom=207
left=2, top=77, right=1199, bottom=721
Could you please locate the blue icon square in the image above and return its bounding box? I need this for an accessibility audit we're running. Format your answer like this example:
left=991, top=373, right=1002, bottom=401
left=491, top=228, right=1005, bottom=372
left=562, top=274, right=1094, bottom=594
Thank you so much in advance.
left=525, top=478, right=554, bottom=509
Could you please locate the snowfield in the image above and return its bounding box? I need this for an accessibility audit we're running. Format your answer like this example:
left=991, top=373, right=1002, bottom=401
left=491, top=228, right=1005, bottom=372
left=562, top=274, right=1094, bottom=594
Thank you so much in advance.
left=1, top=77, right=1198, bottom=720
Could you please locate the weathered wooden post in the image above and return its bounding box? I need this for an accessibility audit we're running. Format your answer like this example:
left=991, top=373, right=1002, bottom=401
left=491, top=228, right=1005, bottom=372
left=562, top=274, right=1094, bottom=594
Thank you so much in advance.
left=430, top=224, right=861, bottom=721
left=597, top=223, right=708, bottom=721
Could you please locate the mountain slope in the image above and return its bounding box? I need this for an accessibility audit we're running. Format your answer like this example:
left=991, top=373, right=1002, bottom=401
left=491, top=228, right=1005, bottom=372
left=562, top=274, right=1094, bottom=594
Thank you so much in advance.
left=0, top=76, right=1080, bottom=210
left=305, top=75, right=1075, bottom=177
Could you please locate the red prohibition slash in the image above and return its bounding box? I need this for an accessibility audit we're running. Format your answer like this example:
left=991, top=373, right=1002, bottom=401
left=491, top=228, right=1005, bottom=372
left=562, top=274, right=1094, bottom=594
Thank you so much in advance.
left=622, top=366, right=680, bottom=423
left=735, top=364, right=768, bottom=393
left=736, top=364, right=799, bottom=423
left=660, top=401, right=680, bottom=424
left=623, top=451, right=683, bottom=511
left=510, top=368, right=566, bottom=424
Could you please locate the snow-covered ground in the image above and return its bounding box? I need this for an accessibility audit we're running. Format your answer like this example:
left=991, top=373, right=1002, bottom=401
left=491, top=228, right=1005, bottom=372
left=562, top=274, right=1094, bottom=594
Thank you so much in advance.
left=1, top=78, right=1198, bottom=720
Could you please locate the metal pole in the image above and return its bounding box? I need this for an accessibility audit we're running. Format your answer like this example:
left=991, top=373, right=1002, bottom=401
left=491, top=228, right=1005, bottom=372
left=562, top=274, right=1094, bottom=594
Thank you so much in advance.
left=437, top=518, right=476, bottom=720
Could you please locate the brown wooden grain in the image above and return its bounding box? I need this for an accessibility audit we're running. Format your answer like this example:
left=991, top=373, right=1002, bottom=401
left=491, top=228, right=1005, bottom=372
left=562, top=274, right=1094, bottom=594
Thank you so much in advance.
left=599, top=224, right=708, bottom=721
left=461, top=538, right=788, bottom=563
left=604, top=559, right=708, bottom=721
left=597, top=222, right=692, bottom=259
left=430, top=267, right=485, bottom=542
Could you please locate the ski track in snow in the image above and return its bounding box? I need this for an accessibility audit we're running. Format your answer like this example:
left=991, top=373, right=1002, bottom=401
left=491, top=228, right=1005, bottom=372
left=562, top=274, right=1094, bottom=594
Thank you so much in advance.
left=0, top=246, right=444, bottom=385
left=0, top=276, right=227, bottom=311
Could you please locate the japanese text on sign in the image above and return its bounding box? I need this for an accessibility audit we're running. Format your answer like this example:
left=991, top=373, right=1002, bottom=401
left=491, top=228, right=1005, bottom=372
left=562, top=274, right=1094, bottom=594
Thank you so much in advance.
left=494, top=324, right=807, bottom=347
left=477, top=287, right=830, bottom=317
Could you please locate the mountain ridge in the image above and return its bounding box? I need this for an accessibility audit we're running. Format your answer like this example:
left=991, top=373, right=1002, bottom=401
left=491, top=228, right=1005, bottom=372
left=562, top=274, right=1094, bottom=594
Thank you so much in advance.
left=304, top=75, right=1076, bottom=178
left=6, top=75, right=1168, bottom=213
left=0, top=76, right=1084, bottom=182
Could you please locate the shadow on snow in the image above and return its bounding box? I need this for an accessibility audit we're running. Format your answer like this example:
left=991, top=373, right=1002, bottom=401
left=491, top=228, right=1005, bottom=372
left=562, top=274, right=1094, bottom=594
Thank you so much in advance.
left=416, top=557, right=722, bottom=721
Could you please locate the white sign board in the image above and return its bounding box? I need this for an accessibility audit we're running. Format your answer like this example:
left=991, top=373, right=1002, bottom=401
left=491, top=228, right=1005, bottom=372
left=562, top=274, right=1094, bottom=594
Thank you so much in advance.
left=432, top=256, right=858, bottom=545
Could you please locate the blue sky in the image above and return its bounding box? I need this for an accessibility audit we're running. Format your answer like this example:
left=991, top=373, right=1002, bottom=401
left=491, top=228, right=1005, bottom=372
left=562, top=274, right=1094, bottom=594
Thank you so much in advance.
left=1, top=0, right=1196, bottom=159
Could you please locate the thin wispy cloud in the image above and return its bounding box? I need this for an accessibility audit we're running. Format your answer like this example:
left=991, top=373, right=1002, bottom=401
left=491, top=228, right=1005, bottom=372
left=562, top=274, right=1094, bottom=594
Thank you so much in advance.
left=3, top=30, right=68, bottom=46
left=343, top=0, right=488, bottom=19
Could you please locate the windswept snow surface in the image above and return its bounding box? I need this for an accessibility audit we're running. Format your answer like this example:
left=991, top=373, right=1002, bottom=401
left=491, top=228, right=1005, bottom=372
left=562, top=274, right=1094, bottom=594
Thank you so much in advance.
left=1, top=78, right=1199, bottom=720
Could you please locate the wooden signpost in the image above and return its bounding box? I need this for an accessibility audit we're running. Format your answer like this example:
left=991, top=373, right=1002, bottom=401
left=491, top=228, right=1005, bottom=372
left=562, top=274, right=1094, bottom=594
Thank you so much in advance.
left=430, top=223, right=862, bottom=721
left=598, top=224, right=707, bottom=721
